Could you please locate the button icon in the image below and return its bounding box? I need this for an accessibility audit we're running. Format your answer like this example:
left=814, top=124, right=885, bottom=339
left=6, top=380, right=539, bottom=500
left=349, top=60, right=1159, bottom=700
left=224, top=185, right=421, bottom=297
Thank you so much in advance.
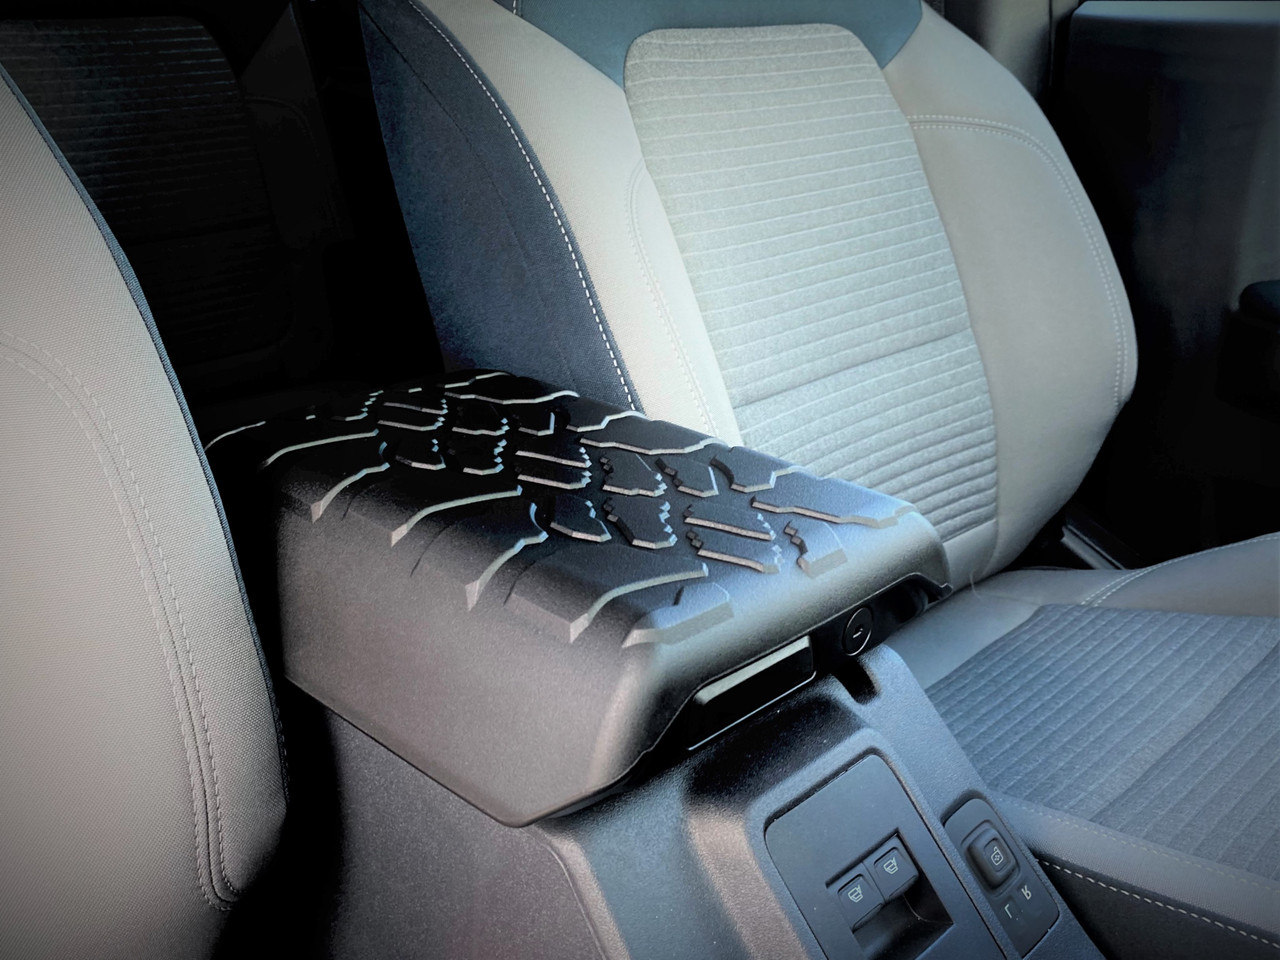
left=968, top=826, right=1017, bottom=888
left=1020, top=884, right=1032, bottom=901
left=999, top=896, right=1030, bottom=937
left=835, top=872, right=884, bottom=929
left=872, top=841, right=919, bottom=899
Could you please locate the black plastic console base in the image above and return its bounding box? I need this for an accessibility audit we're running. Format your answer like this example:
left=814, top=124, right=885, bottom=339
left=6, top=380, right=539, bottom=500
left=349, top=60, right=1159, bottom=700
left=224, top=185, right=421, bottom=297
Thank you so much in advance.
left=768, top=755, right=1001, bottom=960
left=282, top=647, right=1103, bottom=960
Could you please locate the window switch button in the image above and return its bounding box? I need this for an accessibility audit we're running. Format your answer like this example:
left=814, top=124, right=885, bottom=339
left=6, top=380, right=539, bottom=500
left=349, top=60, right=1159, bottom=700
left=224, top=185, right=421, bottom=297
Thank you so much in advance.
left=836, top=871, right=884, bottom=929
left=968, top=825, right=1016, bottom=888
left=871, top=839, right=919, bottom=899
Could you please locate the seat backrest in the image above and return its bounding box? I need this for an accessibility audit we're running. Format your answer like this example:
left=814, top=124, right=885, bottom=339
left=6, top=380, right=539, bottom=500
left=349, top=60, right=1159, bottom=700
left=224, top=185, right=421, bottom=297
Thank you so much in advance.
left=0, top=73, right=285, bottom=958
left=361, top=0, right=1137, bottom=585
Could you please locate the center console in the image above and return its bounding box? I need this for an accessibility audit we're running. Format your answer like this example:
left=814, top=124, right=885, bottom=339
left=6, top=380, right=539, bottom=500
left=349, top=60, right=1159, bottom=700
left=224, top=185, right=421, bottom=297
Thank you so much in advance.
left=208, top=371, right=1104, bottom=960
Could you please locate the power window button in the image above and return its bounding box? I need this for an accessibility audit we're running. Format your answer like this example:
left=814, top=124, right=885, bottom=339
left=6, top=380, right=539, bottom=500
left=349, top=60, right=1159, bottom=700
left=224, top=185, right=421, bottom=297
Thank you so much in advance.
left=836, top=871, right=884, bottom=929
left=968, top=825, right=1016, bottom=888
left=871, top=839, right=919, bottom=899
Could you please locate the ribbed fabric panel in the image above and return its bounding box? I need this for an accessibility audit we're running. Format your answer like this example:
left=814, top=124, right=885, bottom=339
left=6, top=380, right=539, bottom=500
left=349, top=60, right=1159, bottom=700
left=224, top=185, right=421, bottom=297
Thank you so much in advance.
left=929, top=605, right=1280, bottom=878
left=1095, top=645, right=1280, bottom=880
left=625, top=25, right=997, bottom=540
left=0, top=19, right=289, bottom=367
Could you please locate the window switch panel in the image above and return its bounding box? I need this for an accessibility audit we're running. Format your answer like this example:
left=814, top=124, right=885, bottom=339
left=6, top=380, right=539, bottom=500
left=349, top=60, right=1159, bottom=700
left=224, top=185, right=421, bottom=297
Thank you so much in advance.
left=946, top=799, right=1059, bottom=956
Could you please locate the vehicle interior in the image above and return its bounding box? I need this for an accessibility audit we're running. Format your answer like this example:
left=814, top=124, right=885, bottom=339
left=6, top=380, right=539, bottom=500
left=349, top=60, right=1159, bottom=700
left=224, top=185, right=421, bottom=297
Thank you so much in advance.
left=1, top=1, right=1277, bottom=958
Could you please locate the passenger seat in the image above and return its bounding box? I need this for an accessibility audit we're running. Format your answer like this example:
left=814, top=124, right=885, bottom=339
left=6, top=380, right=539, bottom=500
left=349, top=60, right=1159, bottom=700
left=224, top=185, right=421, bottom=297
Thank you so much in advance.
left=0, top=71, right=285, bottom=958
left=357, top=1, right=1280, bottom=957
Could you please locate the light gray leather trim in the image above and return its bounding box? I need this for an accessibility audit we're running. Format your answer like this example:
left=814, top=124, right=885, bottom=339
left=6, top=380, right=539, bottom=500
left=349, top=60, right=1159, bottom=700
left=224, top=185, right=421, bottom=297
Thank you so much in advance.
left=1, top=69, right=284, bottom=954
left=884, top=7, right=1137, bottom=580
left=890, top=534, right=1280, bottom=686
left=1001, top=794, right=1280, bottom=944
left=1082, top=533, right=1280, bottom=616
left=1, top=65, right=287, bottom=794
left=412, top=0, right=743, bottom=441
left=887, top=585, right=1039, bottom=688
left=981, top=533, right=1280, bottom=616
left=939, top=518, right=998, bottom=592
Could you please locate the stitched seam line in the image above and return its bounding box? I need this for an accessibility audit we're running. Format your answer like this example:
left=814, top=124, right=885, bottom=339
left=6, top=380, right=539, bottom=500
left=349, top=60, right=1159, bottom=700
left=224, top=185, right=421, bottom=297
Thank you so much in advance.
left=906, top=115, right=1128, bottom=416
left=625, top=162, right=717, bottom=434
left=1084, top=534, right=1280, bottom=606
left=4, top=62, right=288, bottom=816
left=1039, top=860, right=1280, bottom=951
left=1, top=342, right=230, bottom=912
left=3, top=332, right=242, bottom=902
left=3, top=333, right=242, bottom=902
left=403, top=0, right=636, bottom=410
left=1006, top=796, right=1280, bottom=895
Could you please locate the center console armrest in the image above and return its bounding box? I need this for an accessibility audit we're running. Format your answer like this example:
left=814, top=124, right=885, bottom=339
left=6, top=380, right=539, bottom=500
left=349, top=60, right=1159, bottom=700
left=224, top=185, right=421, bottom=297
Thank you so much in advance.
left=208, top=371, right=950, bottom=824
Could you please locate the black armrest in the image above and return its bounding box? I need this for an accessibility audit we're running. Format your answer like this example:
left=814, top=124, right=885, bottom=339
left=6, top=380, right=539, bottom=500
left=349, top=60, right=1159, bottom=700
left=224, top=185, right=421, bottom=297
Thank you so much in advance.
left=207, top=371, right=950, bottom=825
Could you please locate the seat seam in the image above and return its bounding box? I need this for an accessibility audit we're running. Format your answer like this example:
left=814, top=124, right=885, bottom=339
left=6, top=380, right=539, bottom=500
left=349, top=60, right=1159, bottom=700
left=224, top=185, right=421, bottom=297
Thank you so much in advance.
left=905, top=114, right=1128, bottom=416
left=1038, top=859, right=1280, bottom=951
left=1005, top=796, right=1280, bottom=895
left=3, top=333, right=243, bottom=902
left=1, top=338, right=233, bottom=912
left=625, top=160, right=718, bottom=435
left=1077, top=571, right=1138, bottom=607
left=397, top=0, right=636, bottom=409
left=1084, top=534, right=1280, bottom=606
left=1, top=58, right=291, bottom=802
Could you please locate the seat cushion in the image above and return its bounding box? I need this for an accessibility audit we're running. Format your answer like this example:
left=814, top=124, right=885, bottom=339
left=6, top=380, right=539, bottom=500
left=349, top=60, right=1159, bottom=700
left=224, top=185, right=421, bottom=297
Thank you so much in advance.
left=890, top=534, right=1280, bottom=959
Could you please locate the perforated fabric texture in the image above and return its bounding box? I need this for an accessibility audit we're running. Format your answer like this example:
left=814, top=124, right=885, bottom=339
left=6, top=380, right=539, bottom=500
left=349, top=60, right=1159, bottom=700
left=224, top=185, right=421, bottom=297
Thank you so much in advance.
left=928, top=604, right=1280, bottom=880
left=624, top=24, right=998, bottom=542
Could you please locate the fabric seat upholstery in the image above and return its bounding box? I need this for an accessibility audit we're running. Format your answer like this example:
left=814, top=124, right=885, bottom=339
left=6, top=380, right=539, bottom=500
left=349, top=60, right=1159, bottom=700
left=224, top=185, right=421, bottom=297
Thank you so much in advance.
left=0, top=71, right=285, bottom=958
left=892, top=534, right=1280, bottom=958
left=357, top=1, right=1280, bottom=957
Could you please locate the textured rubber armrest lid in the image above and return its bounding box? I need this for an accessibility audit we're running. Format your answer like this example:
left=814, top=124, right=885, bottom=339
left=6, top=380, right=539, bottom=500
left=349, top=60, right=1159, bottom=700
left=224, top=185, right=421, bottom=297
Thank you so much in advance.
left=208, top=371, right=950, bottom=824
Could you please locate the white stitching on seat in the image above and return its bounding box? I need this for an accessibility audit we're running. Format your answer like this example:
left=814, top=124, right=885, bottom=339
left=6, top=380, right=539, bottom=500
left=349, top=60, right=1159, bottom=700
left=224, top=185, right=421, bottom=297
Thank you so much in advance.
left=1006, top=797, right=1280, bottom=895
left=1, top=339, right=232, bottom=912
left=1078, top=570, right=1138, bottom=607
left=1039, top=860, right=1280, bottom=951
left=906, top=115, right=1129, bottom=416
left=403, top=0, right=637, bottom=410
left=1083, top=534, right=1280, bottom=606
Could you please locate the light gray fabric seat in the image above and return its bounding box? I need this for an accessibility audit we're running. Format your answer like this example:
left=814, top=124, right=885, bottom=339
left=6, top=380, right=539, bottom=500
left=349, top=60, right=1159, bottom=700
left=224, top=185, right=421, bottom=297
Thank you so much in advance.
left=357, top=0, right=1280, bottom=956
left=0, top=71, right=285, bottom=958
left=894, top=536, right=1280, bottom=959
